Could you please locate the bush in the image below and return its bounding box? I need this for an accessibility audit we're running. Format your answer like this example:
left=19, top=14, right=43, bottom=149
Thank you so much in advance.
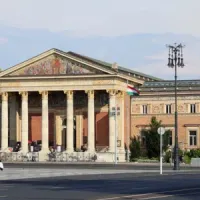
left=183, top=154, right=191, bottom=164
left=164, top=151, right=172, bottom=163
left=129, top=136, right=141, bottom=161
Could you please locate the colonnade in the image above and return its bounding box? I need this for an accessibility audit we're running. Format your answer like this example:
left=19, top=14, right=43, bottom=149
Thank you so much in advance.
left=0, top=90, right=125, bottom=154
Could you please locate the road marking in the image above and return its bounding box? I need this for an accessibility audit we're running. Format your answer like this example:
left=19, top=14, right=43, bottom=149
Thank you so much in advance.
left=0, top=196, right=7, bottom=198
left=140, top=191, right=200, bottom=199
left=96, top=187, right=200, bottom=200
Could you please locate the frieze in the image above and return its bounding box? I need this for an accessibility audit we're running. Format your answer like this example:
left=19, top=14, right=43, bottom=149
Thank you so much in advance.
left=28, top=92, right=108, bottom=108
left=8, top=55, right=103, bottom=76
left=132, top=96, right=200, bottom=101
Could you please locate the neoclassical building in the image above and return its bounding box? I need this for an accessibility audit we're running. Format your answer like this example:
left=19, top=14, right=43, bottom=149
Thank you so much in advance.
left=0, top=48, right=160, bottom=162
left=1, top=48, right=197, bottom=162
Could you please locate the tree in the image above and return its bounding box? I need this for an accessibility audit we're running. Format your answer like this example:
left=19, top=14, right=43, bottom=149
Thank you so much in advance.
left=142, top=116, right=170, bottom=158
left=129, top=136, right=141, bottom=160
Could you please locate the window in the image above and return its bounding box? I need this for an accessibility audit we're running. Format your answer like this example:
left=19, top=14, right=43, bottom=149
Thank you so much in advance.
left=190, top=104, right=196, bottom=113
left=189, top=131, right=197, bottom=146
left=166, top=104, right=172, bottom=114
left=168, top=130, right=172, bottom=146
left=142, top=105, right=148, bottom=114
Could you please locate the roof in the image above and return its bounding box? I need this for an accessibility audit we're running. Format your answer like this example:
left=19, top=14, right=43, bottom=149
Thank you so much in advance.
left=140, top=79, right=200, bottom=93
left=142, top=80, right=200, bottom=88
left=66, top=51, right=162, bottom=81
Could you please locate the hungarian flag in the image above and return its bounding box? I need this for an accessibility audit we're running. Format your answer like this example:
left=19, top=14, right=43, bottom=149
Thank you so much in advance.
left=127, top=86, right=140, bottom=96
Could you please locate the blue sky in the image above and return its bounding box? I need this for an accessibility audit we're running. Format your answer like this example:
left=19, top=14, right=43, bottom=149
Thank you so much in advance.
left=0, top=0, right=200, bottom=80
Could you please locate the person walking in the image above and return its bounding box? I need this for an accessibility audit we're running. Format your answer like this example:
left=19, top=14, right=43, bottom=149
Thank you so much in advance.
left=0, top=159, right=4, bottom=171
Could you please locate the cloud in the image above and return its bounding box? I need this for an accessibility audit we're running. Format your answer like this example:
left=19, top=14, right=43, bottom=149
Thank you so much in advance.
left=138, top=46, right=200, bottom=80
left=0, top=0, right=200, bottom=36
left=0, top=37, right=8, bottom=44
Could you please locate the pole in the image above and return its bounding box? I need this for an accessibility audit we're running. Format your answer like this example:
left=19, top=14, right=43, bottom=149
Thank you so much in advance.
left=115, top=96, right=118, bottom=164
left=174, top=49, right=179, bottom=170
left=126, top=79, right=129, bottom=162
left=126, top=105, right=129, bottom=162
left=160, top=133, right=163, bottom=175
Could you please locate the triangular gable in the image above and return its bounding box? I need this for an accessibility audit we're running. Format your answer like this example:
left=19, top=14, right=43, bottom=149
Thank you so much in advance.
left=0, top=49, right=115, bottom=77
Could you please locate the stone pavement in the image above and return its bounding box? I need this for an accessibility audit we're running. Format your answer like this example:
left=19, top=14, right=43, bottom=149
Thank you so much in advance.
left=0, top=168, right=139, bottom=180
left=1, top=168, right=200, bottom=181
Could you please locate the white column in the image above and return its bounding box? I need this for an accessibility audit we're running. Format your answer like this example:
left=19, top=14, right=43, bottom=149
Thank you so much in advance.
left=1, top=92, right=8, bottom=150
left=85, top=90, right=95, bottom=152
left=107, top=90, right=117, bottom=152
left=19, top=91, right=29, bottom=153
left=64, top=90, right=74, bottom=152
left=40, top=91, right=49, bottom=152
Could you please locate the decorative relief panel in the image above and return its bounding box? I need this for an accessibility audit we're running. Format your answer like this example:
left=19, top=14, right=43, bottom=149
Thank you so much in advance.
left=8, top=55, right=103, bottom=76
left=178, top=104, right=185, bottom=113
left=132, top=104, right=140, bottom=114
left=152, top=105, right=160, bottom=114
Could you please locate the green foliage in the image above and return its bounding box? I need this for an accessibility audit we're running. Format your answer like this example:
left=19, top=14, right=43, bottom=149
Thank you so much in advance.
left=164, top=151, right=172, bottom=163
left=142, top=116, right=170, bottom=159
left=129, top=136, right=141, bottom=161
left=183, top=154, right=191, bottom=164
left=184, top=149, right=200, bottom=158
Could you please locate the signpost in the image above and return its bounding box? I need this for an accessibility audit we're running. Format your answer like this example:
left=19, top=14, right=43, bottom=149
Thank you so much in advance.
left=157, top=127, right=165, bottom=175
left=111, top=105, right=120, bottom=164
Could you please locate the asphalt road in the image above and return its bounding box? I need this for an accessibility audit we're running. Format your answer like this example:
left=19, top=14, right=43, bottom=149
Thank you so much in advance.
left=1, top=172, right=200, bottom=200
left=3, top=162, right=199, bottom=170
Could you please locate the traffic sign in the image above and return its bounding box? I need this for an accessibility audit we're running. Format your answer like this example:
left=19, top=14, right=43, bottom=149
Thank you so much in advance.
left=157, top=127, right=165, bottom=135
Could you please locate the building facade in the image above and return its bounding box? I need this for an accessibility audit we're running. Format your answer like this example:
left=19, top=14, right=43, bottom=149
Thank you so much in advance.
left=132, top=80, right=200, bottom=151
left=0, top=49, right=160, bottom=162
left=1, top=48, right=197, bottom=162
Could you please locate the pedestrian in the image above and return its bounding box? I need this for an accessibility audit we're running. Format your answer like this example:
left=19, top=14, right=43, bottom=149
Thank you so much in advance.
left=0, top=159, right=4, bottom=171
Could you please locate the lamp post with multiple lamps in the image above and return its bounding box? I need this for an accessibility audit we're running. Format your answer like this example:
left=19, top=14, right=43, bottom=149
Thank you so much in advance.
left=167, top=43, right=185, bottom=170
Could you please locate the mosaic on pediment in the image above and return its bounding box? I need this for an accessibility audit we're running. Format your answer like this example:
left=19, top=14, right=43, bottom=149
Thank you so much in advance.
left=8, top=55, right=104, bottom=76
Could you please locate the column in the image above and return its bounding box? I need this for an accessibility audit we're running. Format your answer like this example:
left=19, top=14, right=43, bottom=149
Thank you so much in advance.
left=55, top=115, right=62, bottom=146
left=1, top=92, right=8, bottom=150
left=118, top=91, right=125, bottom=152
left=76, top=114, right=83, bottom=149
left=107, top=89, right=117, bottom=152
left=64, top=90, right=74, bottom=152
left=85, top=90, right=95, bottom=152
left=19, top=91, right=29, bottom=153
left=39, top=91, right=49, bottom=152
left=9, top=94, right=17, bottom=147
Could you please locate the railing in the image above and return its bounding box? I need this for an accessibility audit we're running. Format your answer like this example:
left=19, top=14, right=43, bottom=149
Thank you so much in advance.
left=48, top=152, right=97, bottom=162
left=0, top=152, right=39, bottom=162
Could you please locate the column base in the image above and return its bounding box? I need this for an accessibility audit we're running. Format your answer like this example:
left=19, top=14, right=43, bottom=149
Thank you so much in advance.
left=38, top=150, right=49, bottom=162
left=96, top=152, right=126, bottom=162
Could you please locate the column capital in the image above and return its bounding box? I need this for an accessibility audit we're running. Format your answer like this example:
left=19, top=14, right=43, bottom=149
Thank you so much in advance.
left=85, top=90, right=94, bottom=99
left=19, top=91, right=28, bottom=100
left=1, top=92, right=8, bottom=101
left=64, top=90, right=73, bottom=100
left=106, top=89, right=118, bottom=96
left=39, top=91, right=48, bottom=100
left=117, top=91, right=125, bottom=99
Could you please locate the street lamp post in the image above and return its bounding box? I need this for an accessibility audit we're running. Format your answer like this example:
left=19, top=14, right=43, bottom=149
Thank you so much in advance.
left=167, top=43, right=185, bottom=170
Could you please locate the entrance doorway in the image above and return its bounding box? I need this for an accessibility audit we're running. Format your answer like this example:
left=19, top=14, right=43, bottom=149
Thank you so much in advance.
left=61, top=117, right=77, bottom=151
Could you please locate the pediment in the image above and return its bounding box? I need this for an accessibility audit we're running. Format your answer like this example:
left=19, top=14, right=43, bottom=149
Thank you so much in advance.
left=0, top=49, right=114, bottom=77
